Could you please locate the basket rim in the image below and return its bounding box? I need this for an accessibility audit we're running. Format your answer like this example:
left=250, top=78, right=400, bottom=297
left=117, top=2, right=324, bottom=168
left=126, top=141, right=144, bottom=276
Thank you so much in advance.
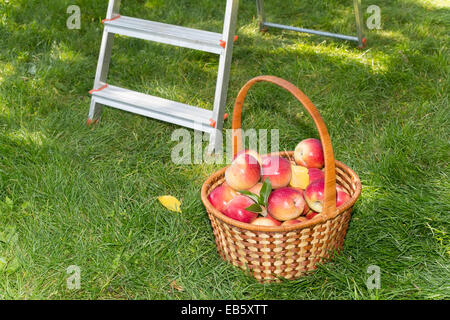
left=201, top=152, right=362, bottom=233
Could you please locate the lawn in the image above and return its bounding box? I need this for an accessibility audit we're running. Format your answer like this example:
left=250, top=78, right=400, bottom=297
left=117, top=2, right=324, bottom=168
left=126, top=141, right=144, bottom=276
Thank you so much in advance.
left=0, top=0, right=448, bottom=299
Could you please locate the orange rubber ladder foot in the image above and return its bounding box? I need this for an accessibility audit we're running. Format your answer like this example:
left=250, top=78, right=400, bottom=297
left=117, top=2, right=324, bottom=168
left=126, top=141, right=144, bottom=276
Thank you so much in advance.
left=209, top=113, right=229, bottom=128
left=86, top=119, right=99, bottom=126
left=219, top=36, right=239, bottom=49
left=357, top=37, right=367, bottom=49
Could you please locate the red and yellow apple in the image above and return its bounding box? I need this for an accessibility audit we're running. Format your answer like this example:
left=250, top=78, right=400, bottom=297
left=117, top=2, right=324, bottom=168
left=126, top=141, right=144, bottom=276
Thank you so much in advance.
left=225, top=154, right=261, bottom=190
left=308, top=168, right=325, bottom=184
left=267, top=187, right=305, bottom=221
left=281, top=217, right=307, bottom=226
left=261, top=155, right=292, bottom=189
left=234, top=149, right=262, bottom=165
left=290, top=187, right=312, bottom=215
left=305, top=211, right=319, bottom=220
left=305, top=180, right=351, bottom=212
left=289, top=166, right=325, bottom=190
left=251, top=215, right=282, bottom=227
left=223, top=195, right=258, bottom=223
left=304, top=179, right=325, bottom=212
left=298, top=189, right=312, bottom=215
left=248, top=182, right=263, bottom=196
left=207, top=182, right=238, bottom=212
left=294, top=138, right=324, bottom=169
left=303, top=204, right=312, bottom=216
left=336, top=185, right=351, bottom=208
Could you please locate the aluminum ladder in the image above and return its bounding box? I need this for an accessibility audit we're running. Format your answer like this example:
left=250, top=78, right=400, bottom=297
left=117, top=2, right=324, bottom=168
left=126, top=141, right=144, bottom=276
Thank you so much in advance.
left=256, top=0, right=366, bottom=48
left=88, top=0, right=239, bottom=152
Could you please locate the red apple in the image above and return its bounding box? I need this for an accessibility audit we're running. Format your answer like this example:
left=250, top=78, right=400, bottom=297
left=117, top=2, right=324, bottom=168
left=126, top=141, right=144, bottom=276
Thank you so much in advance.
left=304, top=179, right=325, bottom=212
left=223, top=195, right=258, bottom=223
left=336, top=185, right=351, bottom=208
left=261, top=156, right=292, bottom=189
left=267, top=187, right=305, bottom=221
left=291, top=188, right=312, bottom=215
left=234, top=149, right=262, bottom=165
left=225, top=154, right=261, bottom=190
left=308, top=168, right=325, bottom=184
left=207, top=182, right=238, bottom=212
left=281, top=217, right=307, bottom=226
left=248, top=182, right=263, bottom=196
left=294, top=138, right=324, bottom=169
left=304, top=180, right=351, bottom=212
left=303, top=206, right=313, bottom=216
left=251, top=215, right=282, bottom=227
left=290, top=166, right=325, bottom=190
left=306, top=211, right=319, bottom=220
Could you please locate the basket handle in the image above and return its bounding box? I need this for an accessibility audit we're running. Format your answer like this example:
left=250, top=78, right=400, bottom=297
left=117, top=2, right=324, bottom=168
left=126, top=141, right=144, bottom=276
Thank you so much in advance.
left=231, top=75, right=337, bottom=220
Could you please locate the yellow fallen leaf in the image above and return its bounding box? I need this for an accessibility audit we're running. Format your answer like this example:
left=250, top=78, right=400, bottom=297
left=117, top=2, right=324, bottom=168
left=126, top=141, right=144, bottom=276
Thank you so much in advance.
left=158, top=195, right=182, bottom=213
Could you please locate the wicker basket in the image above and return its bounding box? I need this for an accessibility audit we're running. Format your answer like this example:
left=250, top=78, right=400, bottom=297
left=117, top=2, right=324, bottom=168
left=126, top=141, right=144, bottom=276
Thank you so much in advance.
left=201, top=76, right=361, bottom=282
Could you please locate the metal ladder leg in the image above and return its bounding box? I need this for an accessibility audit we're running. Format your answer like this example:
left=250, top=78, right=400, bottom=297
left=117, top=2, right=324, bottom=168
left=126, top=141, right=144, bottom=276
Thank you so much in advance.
left=88, top=0, right=121, bottom=124
left=353, top=0, right=366, bottom=48
left=208, top=0, right=240, bottom=153
left=256, top=0, right=267, bottom=32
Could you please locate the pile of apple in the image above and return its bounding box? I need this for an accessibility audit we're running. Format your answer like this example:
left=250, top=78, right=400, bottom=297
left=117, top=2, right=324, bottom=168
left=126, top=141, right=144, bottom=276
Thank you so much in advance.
left=208, top=138, right=351, bottom=227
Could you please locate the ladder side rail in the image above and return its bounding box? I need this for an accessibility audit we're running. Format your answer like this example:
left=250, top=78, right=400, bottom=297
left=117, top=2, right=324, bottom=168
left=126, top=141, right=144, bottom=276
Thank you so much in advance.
left=256, top=0, right=266, bottom=32
left=106, top=0, right=121, bottom=20
left=353, top=0, right=365, bottom=48
left=94, top=0, right=121, bottom=86
left=209, top=0, right=240, bottom=153
left=89, top=0, right=121, bottom=121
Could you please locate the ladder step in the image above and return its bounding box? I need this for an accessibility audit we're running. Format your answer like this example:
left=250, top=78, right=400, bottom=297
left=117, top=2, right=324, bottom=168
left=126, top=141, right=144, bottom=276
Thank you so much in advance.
left=104, top=16, right=224, bottom=55
left=91, top=84, right=214, bottom=133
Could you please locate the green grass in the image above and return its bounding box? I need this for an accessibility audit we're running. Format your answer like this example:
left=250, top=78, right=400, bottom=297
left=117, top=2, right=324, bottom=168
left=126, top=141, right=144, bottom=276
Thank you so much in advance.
left=0, top=0, right=449, bottom=299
